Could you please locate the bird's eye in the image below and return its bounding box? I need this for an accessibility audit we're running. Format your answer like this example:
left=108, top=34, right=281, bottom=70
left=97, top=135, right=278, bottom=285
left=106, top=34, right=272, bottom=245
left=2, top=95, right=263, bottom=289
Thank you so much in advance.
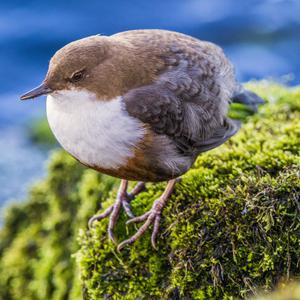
left=70, top=70, right=84, bottom=82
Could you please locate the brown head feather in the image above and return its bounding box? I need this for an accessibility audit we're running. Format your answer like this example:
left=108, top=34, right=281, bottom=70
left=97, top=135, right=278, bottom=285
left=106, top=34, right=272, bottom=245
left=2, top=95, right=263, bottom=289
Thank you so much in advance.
left=45, top=34, right=166, bottom=99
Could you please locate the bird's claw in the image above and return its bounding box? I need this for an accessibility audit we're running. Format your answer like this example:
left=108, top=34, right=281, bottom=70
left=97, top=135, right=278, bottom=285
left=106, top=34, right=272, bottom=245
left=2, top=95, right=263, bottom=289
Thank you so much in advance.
left=88, top=181, right=146, bottom=245
left=117, top=199, right=164, bottom=251
left=88, top=194, right=135, bottom=244
left=89, top=180, right=176, bottom=251
left=88, top=205, right=113, bottom=229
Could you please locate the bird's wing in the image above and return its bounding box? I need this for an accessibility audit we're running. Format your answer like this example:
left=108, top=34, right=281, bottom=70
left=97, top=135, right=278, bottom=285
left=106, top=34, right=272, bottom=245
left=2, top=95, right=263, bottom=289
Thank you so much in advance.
left=123, top=56, right=240, bottom=155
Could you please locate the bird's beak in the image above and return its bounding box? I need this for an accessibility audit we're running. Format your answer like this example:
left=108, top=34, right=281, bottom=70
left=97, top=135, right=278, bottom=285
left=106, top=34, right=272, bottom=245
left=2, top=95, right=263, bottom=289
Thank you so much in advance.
left=20, top=82, right=53, bottom=100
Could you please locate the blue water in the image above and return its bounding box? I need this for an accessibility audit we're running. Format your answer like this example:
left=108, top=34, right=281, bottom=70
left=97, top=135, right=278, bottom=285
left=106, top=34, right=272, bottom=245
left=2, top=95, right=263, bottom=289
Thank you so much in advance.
left=0, top=0, right=300, bottom=207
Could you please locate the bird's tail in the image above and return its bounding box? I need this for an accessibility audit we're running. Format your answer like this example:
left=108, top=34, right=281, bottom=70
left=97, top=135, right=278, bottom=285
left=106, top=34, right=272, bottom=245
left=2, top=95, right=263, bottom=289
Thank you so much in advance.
left=231, top=88, right=265, bottom=112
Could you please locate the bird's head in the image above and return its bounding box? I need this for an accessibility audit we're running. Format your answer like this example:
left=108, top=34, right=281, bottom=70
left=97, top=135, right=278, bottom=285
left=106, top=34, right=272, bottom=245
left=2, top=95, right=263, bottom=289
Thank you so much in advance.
left=20, top=35, right=115, bottom=101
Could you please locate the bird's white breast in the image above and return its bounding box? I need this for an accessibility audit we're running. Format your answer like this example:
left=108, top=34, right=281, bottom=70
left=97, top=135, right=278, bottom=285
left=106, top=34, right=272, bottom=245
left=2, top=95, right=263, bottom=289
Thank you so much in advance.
left=46, top=89, right=145, bottom=169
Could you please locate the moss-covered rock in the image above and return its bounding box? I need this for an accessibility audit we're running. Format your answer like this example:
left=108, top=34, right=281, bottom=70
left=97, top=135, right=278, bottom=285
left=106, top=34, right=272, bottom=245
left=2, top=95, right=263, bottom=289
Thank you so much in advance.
left=0, top=82, right=299, bottom=300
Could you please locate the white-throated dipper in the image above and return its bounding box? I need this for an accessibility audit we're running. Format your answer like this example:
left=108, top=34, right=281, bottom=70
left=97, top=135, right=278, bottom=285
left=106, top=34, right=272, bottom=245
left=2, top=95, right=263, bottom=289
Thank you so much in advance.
left=20, top=29, right=264, bottom=250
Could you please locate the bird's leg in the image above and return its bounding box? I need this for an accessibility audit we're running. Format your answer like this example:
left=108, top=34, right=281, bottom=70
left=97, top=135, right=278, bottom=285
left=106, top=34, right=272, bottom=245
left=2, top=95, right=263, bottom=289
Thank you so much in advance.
left=117, top=179, right=177, bottom=251
left=88, top=180, right=146, bottom=244
left=125, top=181, right=147, bottom=216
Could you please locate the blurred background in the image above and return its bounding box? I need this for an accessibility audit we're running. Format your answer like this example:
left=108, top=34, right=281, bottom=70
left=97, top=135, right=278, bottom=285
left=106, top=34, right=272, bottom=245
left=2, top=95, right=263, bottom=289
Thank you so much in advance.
left=0, top=0, right=299, bottom=210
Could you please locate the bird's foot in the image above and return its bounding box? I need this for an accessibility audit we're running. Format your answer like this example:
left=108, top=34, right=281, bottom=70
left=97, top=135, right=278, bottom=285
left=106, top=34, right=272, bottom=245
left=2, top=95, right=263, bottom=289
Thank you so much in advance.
left=88, top=181, right=146, bottom=244
left=117, top=179, right=177, bottom=251
left=117, top=199, right=163, bottom=251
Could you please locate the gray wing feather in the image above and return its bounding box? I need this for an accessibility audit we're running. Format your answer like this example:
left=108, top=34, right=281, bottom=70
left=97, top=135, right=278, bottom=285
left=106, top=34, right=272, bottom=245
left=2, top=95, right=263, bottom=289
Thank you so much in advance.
left=124, top=52, right=239, bottom=155
left=191, top=118, right=240, bottom=154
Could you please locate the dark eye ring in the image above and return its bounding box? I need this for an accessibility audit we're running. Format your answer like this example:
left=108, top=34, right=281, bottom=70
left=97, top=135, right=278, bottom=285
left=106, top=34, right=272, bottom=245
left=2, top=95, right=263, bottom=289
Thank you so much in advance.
left=71, top=70, right=84, bottom=82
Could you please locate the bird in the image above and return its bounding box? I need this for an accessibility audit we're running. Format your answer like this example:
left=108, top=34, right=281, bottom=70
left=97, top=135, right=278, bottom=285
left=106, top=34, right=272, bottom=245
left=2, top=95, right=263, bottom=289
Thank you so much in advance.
left=20, top=29, right=264, bottom=251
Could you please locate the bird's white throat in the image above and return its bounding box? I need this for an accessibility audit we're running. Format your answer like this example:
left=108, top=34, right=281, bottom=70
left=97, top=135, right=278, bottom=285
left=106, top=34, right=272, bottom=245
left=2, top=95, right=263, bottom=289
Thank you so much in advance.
left=46, top=89, right=145, bottom=169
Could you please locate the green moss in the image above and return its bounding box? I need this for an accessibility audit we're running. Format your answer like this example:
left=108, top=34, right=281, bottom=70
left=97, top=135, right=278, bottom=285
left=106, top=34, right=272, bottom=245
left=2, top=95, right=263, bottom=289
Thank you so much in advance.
left=0, top=82, right=299, bottom=300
